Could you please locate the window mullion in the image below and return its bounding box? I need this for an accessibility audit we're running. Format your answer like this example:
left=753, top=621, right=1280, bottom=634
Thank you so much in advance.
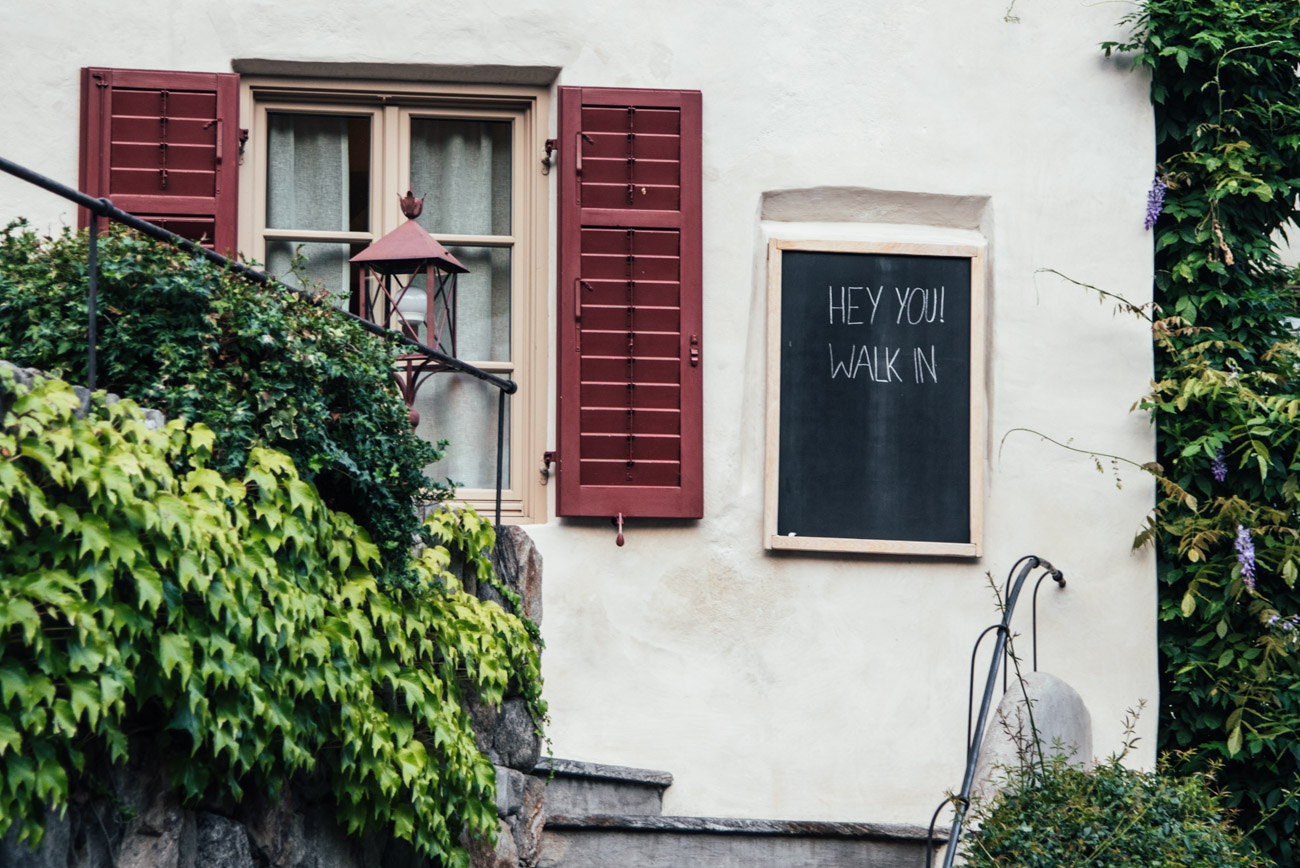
left=380, top=105, right=402, bottom=236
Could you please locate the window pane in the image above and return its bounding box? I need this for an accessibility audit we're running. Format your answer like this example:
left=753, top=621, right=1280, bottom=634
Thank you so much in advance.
left=409, top=118, right=511, bottom=236
left=415, top=375, right=510, bottom=491
left=267, top=114, right=370, bottom=231
left=266, top=240, right=359, bottom=310
left=440, top=246, right=511, bottom=362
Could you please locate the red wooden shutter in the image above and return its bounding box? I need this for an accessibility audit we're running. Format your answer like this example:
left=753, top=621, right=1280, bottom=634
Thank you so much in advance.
left=556, top=87, right=703, bottom=518
left=79, top=68, right=239, bottom=253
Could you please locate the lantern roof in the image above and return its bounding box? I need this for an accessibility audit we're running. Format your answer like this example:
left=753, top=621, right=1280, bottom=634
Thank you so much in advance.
left=350, top=218, right=469, bottom=275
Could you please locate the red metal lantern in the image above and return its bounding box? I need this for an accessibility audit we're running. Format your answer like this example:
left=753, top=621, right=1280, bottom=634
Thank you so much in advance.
left=350, top=192, right=469, bottom=425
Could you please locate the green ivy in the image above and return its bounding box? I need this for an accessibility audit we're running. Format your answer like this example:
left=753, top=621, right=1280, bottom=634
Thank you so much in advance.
left=0, top=223, right=446, bottom=584
left=1102, top=2, right=1300, bottom=861
left=0, top=368, right=542, bottom=866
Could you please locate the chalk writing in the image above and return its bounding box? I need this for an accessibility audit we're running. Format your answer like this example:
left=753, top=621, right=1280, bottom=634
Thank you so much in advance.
left=826, top=285, right=947, bottom=382
left=828, top=286, right=945, bottom=327
left=828, top=344, right=904, bottom=382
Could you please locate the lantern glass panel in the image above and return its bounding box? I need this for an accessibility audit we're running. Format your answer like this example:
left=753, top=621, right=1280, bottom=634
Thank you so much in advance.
left=434, top=245, right=511, bottom=362
left=409, top=118, right=511, bottom=237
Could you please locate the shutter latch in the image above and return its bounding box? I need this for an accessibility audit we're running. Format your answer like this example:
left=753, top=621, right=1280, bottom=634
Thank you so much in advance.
left=614, top=512, right=625, bottom=547
left=690, top=334, right=700, bottom=367
left=541, top=138, right=558, bottom=175
left=540, top=451, right=557, bottom=484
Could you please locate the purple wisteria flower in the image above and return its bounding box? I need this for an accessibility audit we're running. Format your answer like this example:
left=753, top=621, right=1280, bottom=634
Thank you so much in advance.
left=1266, top=613, right=1300, bottom=632
left=1235, top=525, right=1256, bottom=592
left=1211, top=448, right=1227, bottom=483
left=1145, top=175, right=1167, bottom=230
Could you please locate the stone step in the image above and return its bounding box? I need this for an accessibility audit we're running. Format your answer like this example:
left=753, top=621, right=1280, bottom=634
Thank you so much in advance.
left=535, top=758, right=673, bottom=818
left=538, top=814, right=946, bottom=868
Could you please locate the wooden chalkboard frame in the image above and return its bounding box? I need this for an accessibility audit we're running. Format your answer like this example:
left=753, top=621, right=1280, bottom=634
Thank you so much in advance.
left=763, top=238, right=986, bottom=556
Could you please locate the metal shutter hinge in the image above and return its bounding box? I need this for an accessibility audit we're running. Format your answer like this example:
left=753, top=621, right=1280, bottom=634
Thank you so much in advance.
left=690, top=334, right=700, bottom=367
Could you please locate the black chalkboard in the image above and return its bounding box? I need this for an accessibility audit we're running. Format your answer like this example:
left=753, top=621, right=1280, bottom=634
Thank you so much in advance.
left=766, top=242, right=981, bottom=553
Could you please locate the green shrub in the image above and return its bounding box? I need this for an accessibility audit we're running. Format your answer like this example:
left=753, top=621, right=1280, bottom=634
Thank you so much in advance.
left=0, top=368, right=541, bottom=865
left=966, top=752, right=1268, bottom=868
left=0, top=223, right=444, bottom=583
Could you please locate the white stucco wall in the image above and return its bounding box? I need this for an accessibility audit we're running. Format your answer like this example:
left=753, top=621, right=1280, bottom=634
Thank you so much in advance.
left=1, top=0, right=1156, bottom=828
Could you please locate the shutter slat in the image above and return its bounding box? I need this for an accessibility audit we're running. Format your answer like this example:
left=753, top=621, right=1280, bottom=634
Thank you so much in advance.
left=135, top=216, right=218, bottom=245
left=81, top=67, right=239, bottom=253
left=581, top=107, right=680, bottom=134
left=582, top=227, right=679, bottom=254
left=582, top=158, right=682, bottom=185
left=583, top=133, right=681, bottom=160
left=581, top=281, right=681, bottom=306
left=580, top=460, right=681, bottom=487
left=579, top=408, right=681, bottom=435
left=110, top=168, right=216, bottom=197
left=580, top=383, right=680, bottom=409
left=581, top=434, right=681, bottom=460
left=580, top=184, right=680, bottom=211
left=111, top=143, right=218, bottom=172
left=111, top=117, right=218, bottom=146
left=111, top=89, right=217, bottom=117
left=581, top=331, right=680, bottom=357
left=582, top=306, right=681, bottom=331
left=580, top=356, right=681, bottom=384
left=580, top=256, right=679, bottom=281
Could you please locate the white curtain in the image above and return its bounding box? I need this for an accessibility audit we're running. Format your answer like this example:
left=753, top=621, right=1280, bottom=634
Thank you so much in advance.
left=414, top=376, right=509, bottom=491
left=266, top=114, right=352, bottom=304
left=410, top=118, right=510, bottom=236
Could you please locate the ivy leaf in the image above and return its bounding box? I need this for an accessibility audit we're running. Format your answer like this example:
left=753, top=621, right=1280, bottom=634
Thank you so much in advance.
left=78, top=515, right=111, bottom=559
left=189, top=424, right=216, bottom=457
left=50, top=700, right=77, bottom=737
left=0, top=713, right=20, bottom=757
left=136, top=567, right=163, bottom=616
left=67, top=677, right=101, bottom=728
left=0, top=599, right=40, bottom=644
left=33, top=755, right=67, bottom=802
left=158, top=634, right=194, bottom=684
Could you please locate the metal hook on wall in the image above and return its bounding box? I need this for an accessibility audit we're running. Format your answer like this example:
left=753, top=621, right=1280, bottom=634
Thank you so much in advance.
left=615, top=513, right=625, bottom=546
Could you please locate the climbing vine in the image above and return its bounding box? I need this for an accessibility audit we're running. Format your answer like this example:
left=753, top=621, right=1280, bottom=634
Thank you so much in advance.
left=0, top=369, right=542, bottom=866
left=1103, top=2, right=1300, bottom=861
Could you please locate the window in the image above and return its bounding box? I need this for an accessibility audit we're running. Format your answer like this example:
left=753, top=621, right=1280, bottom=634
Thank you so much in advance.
left=239, top=78, right=549, bottom=522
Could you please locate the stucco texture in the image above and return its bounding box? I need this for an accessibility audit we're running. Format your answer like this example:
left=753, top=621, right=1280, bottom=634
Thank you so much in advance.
left=0, top=0, right=1156, bottom=829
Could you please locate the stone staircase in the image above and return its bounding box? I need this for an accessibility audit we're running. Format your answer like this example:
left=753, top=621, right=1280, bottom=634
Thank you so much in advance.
left=534, top=758, right=945, bottom=868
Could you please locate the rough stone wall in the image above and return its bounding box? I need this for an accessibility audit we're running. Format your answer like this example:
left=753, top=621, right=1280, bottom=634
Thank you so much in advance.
left=0, top=361, right=166, bottom=429
left=0, top=755, right=431, bottom=868
left=466, top=526, right=548, bottom=868
left=1, top=364, right=547, bottom=867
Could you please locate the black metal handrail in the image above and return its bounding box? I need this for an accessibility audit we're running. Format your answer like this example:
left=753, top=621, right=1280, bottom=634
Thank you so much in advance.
left=925, top=555, right=1067, bottom=868
left=0, top=155, right=515, bottom=525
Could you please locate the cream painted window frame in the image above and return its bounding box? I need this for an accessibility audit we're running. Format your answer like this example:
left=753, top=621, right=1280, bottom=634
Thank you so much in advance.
left=238, top=77, right=549, bottom=523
